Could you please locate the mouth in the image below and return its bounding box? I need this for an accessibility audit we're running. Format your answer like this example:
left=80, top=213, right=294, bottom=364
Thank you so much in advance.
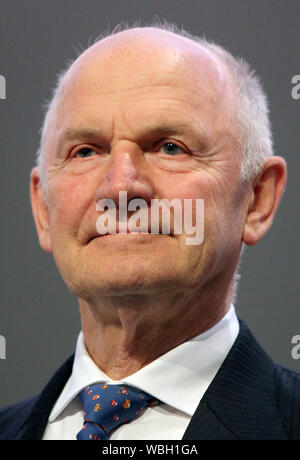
left=88, top=230, right=171, bottom=244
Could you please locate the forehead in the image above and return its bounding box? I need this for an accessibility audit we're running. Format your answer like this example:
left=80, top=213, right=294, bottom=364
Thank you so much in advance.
left=51, top=30, right=236, bottom=138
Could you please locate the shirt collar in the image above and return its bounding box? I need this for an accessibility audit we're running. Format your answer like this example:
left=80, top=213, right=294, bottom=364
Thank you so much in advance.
left=49, top=304, right=239, bottom=422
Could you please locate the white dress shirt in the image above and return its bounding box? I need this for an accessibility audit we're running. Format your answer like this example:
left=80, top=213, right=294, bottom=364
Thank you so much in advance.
left=43, top=305, right=239, bottom=440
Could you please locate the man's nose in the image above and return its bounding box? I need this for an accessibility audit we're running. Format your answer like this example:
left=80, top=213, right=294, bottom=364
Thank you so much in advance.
left=96, top=142, right=154, bottom=205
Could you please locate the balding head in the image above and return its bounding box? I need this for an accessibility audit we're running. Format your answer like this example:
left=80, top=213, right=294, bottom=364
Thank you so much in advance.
left=56, top=27, right=231, bottom=119
left=62, top=26, right=228, bottom=78
left=37, top=25, right=273, bottom=192
left=39, top=27, right=239, bottom=191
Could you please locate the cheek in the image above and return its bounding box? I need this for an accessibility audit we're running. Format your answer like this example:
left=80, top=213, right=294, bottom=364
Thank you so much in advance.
left=167, top=171, right=242, bottom=243
left=163, top=172, right=232, bottom=214
left=47, top=177, right=94, bottom=238
left=196, top=169, right=238, bottom=213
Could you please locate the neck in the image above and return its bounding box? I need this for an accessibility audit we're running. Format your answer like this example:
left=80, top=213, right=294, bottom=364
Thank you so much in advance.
left=79, top=275, right=234, bottom=380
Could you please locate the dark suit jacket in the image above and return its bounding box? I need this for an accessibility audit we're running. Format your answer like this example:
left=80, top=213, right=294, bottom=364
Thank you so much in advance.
left=0, top=319, right=299, bottom=440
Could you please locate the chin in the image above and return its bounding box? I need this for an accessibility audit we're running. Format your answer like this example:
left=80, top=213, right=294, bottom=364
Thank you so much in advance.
left=71, top=267, right=182, bottom=301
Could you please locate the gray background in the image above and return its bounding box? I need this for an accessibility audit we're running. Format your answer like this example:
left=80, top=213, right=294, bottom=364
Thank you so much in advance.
left=0, top=0, right=299, bottom=407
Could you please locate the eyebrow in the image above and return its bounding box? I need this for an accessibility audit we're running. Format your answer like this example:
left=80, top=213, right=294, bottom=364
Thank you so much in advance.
left=55, top=122, right=209, bottom=153
left=54, top=127, right=105, bottom=157
left=56, top=128, right=106, bottom=146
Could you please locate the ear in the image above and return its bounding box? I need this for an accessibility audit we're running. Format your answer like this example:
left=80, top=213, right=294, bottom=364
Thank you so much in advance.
left=242, top=156, right=287, bottom=246
left=30, top=167, right=52, bottom=253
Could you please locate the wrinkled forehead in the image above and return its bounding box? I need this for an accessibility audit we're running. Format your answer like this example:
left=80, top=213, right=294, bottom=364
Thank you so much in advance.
left=45, top=29, right=237, bottom=152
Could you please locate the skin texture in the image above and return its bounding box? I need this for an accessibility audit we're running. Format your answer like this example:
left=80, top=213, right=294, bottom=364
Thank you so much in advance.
left=30, top=28, right=287, bottom=379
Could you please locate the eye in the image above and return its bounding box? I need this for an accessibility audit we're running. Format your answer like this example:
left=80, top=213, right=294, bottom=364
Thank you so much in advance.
left=75, top=147, right=96, bottom=158
left=158, top=142, right=185, bottom=156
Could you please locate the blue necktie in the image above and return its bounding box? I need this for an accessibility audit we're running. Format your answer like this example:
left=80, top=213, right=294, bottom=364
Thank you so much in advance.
left=76, top=383, right=160, bottom=440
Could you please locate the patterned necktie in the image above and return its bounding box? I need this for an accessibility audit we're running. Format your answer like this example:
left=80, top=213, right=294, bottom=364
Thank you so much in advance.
left=76, top=383, right=160, bottom=440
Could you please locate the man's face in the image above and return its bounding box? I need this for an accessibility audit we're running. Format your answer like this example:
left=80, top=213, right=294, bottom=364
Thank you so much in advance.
left=35, top=31, right=250, bottom=302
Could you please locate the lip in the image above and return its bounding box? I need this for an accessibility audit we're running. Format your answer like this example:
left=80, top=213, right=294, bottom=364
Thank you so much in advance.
left=88, top=231, right=170, bottom=243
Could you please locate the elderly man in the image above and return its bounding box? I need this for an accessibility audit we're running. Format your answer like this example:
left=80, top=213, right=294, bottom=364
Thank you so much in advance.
left=0, top=24, right=299, bottom=441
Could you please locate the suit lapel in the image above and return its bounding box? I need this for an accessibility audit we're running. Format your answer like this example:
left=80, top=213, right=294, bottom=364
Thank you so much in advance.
left=183, top=400, right=237, bottom=440
left=183, top=319, right=287, bottom=440
left=16, top=355, right=74, bottom=440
